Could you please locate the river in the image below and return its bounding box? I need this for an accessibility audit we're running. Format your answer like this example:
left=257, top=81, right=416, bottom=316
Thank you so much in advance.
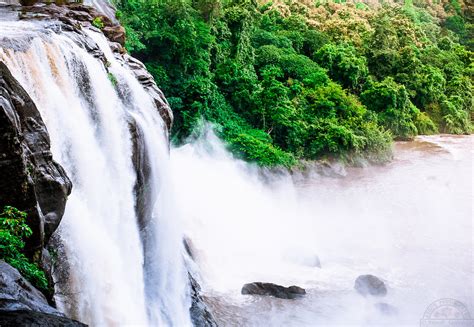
left=172, top=133, right=473, bottom=326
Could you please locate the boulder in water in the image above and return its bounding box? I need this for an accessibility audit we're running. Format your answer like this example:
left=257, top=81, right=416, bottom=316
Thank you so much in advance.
left=241, top=282, right=306, bottom=299
left=354, top=275, right=387, bottom=297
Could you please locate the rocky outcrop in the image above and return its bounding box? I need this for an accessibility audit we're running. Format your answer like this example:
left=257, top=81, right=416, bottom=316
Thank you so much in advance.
left=354, top=275, right=387, bottom=297
left=0, top=260, right=59, bottom=314
left=0, top=260, right=85, bottom=326
left=0, top=61, right=72, bottom=257
left=189, top=274, right=218, bottom=327
left=241, top=282, right=306, bottom=299
left=0, top=310, right=86, bottom=326
left=123, top=54, right=173, bottom=132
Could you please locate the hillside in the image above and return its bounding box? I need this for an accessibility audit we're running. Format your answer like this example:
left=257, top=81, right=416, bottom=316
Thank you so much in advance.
left=116, top=0, right=472, bottom=166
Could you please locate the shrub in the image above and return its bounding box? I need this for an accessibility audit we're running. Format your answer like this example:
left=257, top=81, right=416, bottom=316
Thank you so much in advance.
left=0, top=206, right=48, bottom=293
left=314, top=43, right=369, bottom=92
left=92, top=16, right=105, bottom=30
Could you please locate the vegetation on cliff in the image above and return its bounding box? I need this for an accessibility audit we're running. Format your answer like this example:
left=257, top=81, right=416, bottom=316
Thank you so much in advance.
left=0, top=206, right=48, bottom=293
left=115, top=0, right=472, bottom=166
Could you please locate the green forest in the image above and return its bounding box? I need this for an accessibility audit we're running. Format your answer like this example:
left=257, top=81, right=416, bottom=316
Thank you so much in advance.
left=114, top=0, right=473, bottom=167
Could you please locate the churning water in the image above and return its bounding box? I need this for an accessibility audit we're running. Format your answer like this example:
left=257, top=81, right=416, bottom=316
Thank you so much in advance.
left=172, top=129, right=473, bottom=326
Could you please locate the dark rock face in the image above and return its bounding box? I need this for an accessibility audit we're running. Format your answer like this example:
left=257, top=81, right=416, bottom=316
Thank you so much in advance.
left=241, top=282, right=306, bottom=299
left=183, top=236, right=196, bottom=260
left=0, top=260, right=59, bottom=314
left=0, top=260, right=84, bottom=326
left=189, top=274, right=218, bottom=327
left=128, top=119, right=153, bottom=232
left=0, top=310, right=86, bottom=327
left=0, top=61, right=72, bottom=256
left=102, top=25, right=125, bottom=45
left=354, top=275, right=387, bottom=297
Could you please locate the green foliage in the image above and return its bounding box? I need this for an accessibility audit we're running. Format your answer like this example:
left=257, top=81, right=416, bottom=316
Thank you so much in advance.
left=0, top=206, right=48, bottom=293
left=361, top=78, right=418, bottom=140
left=116, top=0, right=472, bottom=166
left=441, top=97, right=471, bottom=134
left=314, top=43, right=368, bottom=92
left=92, top=16, right=105, bottom=30
left=107, top=72, right=118, bottom=86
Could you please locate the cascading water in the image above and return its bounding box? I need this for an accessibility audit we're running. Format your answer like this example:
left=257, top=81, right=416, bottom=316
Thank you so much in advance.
left=171, top=126, right=473, bottom=326
left=0, top=18, right=191, bottom=326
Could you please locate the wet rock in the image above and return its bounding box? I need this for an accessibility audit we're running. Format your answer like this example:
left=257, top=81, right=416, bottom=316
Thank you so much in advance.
left=102, top=25, right=125, bottom=46
left=183, top=236, right=196, bottom=260
left=0, top=61, right=72, bottom=256
left=0, top=310, right=86, bottom=327
left=0, top=260, right=59, bottom=315
left=375, top=302, right=397, bottom=315
left=354, top=275, right=387, bottom=297
left=241, top=282, right=306, bottom=299
left=108, top=41, right=125, bottom=54
left=128, top=118, right=153, bottom=232
left=189, top=273, right=218, bottom=327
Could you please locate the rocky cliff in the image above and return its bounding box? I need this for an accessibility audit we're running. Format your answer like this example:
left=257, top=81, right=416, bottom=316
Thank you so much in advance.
left=0, top=58, right=71, bottom=258
left=0, top=260, right=85, bottom=326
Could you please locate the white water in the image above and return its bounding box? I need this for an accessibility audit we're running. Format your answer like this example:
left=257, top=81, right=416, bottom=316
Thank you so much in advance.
left=172, top=128, right=473, bottom=326
left=0, top=21, right=190, bottom=326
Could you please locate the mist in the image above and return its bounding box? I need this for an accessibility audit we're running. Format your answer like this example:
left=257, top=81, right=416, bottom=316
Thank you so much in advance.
left=171, top=126, right=473, bottom=326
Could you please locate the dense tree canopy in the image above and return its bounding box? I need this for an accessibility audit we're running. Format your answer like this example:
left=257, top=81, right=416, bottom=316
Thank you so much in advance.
left=115, top=0, right=472, bottom=166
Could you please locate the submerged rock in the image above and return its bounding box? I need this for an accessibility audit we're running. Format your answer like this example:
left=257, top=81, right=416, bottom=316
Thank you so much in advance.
left=241, top=282, right=306, bottom=299
left=354, top=275, right=387, bottom=297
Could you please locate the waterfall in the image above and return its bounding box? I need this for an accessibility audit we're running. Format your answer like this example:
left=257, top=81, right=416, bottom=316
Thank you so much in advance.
left=0, top=19, right=191, bottom=326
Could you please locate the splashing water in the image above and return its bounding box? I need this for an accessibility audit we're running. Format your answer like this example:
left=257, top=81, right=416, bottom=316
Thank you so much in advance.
left=171, top=127, right=473, bottom=326
left=0, top=20, right=191, bottom=326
